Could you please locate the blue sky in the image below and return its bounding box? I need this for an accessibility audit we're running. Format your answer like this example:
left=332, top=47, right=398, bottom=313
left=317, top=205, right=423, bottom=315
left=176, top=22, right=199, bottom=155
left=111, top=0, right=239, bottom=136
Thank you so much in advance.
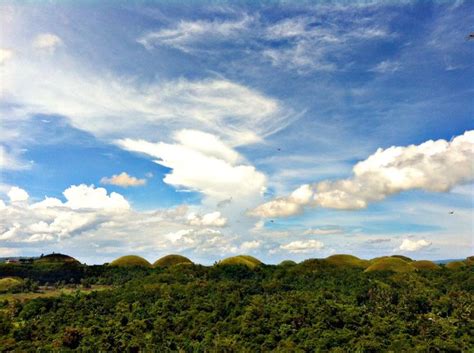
left=0, top=0, right=472, bottom=264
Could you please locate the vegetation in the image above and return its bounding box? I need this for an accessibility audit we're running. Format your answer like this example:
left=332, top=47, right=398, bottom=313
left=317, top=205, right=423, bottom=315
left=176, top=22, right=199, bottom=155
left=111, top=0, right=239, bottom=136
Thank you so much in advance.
left=153, top=254, right=193, bottom=267
left=279, top=260, right=297, bottom=266
left=412, top=260, right=440, bottom=271
left=218, top=255, right=262, bottom=268
left=110, top=255, right=152, bottom=268
left=391, top=255, right=413, bottom=262
left=34, top=253, right=80, bottom=265
left=0, top=253, right=472, bottom=351
left=324, top=254, right=369, bottom=268
left=445, top=261, right=466, bottom=270
left=0, top=278, right=24, bottom=293
left=365, top=257, right=415, bottom=273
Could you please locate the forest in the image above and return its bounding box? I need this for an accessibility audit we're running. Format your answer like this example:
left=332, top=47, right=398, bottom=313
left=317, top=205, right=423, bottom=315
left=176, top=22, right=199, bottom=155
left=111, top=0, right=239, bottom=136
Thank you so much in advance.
left=0, top=253, right=472, bottom=352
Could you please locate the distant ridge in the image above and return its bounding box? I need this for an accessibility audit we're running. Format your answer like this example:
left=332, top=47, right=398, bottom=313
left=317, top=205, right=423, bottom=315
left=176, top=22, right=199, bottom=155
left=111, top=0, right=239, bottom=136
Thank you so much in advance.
left=433, top=258, right=464, bottom=264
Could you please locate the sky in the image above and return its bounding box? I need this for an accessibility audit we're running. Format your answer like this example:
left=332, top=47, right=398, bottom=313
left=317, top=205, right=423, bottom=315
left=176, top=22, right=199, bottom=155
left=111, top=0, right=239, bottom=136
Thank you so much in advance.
left=0, top=0, right=473, bottom=265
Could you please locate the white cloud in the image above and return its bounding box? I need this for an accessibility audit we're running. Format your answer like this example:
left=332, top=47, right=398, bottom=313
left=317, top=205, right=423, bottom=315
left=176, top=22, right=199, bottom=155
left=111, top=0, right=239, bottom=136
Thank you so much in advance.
left=399, top=239, right=432, bottom=252
left=263, top=16, right=390, bottom=73
left=138, top=15, right=253, bottom=52
left=280, top=239, right=324, bottom=253
left=101, top=172, right=146, bottom=187
left=187, top=211, right=227, bottom=227
left=7, top=186, right=29, bottom=202
left=240, top=240, right=261, bottom=250
left=32, top=33, right=62, bottom=51
left=30, top=197, right=63, bottom=209
left=118, top=130, right=267, bottom=202
left=253, top=131, right=474, bottom=217
left=0, top=48, right=13, bottom=64
left=370, top=60, right=400, bottom=73
left=2, top=51, right=290, bottom=146
left=62, top=184, right=130, bottom=210
left=137, top=12, right=391, bottom=74
left=0, top=145, right=32, bottom=170
left=0, top=184, right=246, bottom=262
left=303, top=228, right=343, bottom=236
left=250, top=184, right=312, bottom=217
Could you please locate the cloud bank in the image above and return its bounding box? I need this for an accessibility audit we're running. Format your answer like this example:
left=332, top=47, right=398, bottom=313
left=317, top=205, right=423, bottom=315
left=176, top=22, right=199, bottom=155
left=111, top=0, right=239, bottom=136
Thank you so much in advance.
left=0, top=185, right=237, bottom=260
left=252, top=131, right=474, bottom=217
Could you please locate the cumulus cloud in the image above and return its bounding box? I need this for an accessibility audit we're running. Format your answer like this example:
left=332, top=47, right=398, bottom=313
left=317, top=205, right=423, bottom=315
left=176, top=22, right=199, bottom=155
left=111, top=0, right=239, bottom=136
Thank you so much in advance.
left=0, top=184, right=246, bottom=261
left=250, top=184, right=311, bottom=217
left=118, top=130, right=267, bottom=202
left=252, top=131, right=474, bottom=217
left=7, top=186, right=29, bottom=202
left=32, top=33, right=62, bottom=51
left=62, top=184, right=130, bottom=210
left=187, top=211, right=227, bottom=227
left=101, top=172, right=146, bottom=187
left=280, top=239, right=324, bottom=253
left=399, top=239, right=432, bottom=252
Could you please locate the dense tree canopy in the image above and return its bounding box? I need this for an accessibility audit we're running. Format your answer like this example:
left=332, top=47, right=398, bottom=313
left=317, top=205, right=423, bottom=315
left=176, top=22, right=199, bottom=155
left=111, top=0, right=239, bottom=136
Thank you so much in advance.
left=0, top=256, right=472, bottom=352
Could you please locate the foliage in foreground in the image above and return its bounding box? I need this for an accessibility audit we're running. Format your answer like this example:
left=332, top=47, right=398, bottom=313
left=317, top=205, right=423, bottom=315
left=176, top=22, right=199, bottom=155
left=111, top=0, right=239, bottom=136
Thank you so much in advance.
left=0, top=260, right=472, bottom=352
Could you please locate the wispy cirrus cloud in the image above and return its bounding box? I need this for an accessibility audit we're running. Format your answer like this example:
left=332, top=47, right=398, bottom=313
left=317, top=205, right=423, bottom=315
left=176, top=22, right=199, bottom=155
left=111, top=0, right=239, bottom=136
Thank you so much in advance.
left=2, top=36, right=293, bottom=147
left=0, top=145, right=32, bottom=171
left=370, top=60, right=400, bottom=73
left=137, top=9, right=393, bottom=74
left=138, top=14, right=254, bottom=52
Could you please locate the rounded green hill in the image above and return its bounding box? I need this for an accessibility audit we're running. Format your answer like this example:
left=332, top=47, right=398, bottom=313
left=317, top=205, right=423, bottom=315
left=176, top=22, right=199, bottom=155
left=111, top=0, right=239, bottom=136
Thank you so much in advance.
left=279, top=260, right=297, bottom=266
left=412, top=260, right=440, bottom=270
left=218, top=255, right=262, bottom=268
left=0, top=277, right=24, bottom=293
left=391, top=255, right=413, bottom=262
left=34, top=253, right=80, bottom=265
left=365, top=257, right=415, bottom=273
left=110, top=255, right=151, bottom=268
left=325, top=254, right=369, bottom=268
left=445, top=261, right=466, bottom=270
left=153, top=254, right=193, bottom=267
